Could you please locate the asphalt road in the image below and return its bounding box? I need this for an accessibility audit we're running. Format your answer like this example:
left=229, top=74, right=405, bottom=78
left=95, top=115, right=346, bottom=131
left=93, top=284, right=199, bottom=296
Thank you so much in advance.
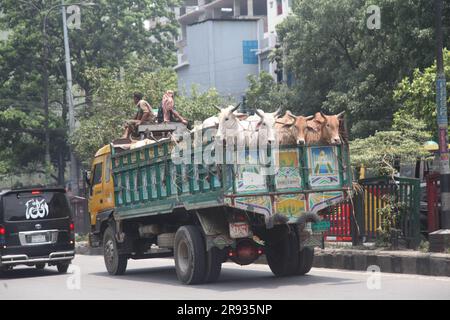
left=1, top=255, right=449, bottom=300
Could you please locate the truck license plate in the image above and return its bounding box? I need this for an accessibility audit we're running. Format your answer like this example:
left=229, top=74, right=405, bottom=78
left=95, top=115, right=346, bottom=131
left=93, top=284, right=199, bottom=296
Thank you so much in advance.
left=31, top=234, right=46, bottom=243
left=229, top=222, right=250, bottom=239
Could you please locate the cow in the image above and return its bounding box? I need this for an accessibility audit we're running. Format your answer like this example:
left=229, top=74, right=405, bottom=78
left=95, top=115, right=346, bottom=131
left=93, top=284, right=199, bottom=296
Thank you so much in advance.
left=244, top=108, right=282, bottom=144
left=214, top=104, right=248, bottom=144
left=305, top=111, right=345, bottom=145
left=275, top=111, right=314, bottom=145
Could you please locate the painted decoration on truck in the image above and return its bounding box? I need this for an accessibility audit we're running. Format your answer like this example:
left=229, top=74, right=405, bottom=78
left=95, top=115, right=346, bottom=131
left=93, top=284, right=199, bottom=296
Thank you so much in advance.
left=235, top=196, right=272, bottom=219
left=275, top=150, right=302, bottom=190
left=274, top=194, right=306, bottom=221
left=235, top=148, right=267, bottom=193
left=235, top=165, right=267, bottom=193
left=308, top=191, right=344, bottom=213
left=307, top=146, right=340, bottom=188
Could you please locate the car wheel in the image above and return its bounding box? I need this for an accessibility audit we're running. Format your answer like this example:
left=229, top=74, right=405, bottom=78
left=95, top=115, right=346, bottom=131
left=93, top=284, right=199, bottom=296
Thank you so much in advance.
left=35, top=263, right=45, bottom=270
left=56, top=263, right=70, bottom=273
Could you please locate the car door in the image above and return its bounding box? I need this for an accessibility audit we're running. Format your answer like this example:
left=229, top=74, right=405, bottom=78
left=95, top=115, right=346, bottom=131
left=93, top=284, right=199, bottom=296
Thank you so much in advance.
left=88, top=157, right=104, bottom=225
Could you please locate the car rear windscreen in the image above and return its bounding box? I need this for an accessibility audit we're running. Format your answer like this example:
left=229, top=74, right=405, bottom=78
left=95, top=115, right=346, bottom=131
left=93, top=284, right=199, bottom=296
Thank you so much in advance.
left=2, top=191, right=71, bottom=222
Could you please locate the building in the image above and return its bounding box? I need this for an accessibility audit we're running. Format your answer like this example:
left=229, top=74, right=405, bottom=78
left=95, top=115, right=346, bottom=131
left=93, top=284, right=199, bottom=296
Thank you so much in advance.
left=174, top=0, right=292, bottom=100
left=258, top=0, right=292, bottom=80
left=174, top=0, right=268, bottom=100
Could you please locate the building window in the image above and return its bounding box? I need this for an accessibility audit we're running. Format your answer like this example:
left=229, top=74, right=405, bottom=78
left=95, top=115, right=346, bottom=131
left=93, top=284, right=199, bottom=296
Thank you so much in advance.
left=243, top=40, right=259, bottom=65
left=277, top=0, right=283, bottom=15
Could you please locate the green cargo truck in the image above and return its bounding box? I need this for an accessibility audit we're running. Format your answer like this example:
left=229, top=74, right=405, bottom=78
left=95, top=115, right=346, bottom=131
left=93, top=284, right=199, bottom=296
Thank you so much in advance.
left=87, top=129, right=352, bottom=284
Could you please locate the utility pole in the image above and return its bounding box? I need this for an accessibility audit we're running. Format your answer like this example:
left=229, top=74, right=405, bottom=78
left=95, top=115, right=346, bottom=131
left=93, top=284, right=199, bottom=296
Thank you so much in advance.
left=62, top=1, right=78, bottom=196
left=42, top=19, right=51, bottom=168
left=430, top=0, right=450, bottom=252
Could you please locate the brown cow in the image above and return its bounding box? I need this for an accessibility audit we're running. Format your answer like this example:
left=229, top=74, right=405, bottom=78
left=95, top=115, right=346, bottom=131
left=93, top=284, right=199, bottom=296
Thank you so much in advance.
left=305, top=111, right=345, bottom=145
left=275, top=111, right=314, bottom=145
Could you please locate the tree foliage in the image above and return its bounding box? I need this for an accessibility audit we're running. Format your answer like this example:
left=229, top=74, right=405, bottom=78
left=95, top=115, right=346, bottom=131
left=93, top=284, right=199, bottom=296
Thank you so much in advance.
left=0, top=0, right=180, bottom=180
left=394, top=49, right=450, bottom=138
left=245, top=72, right=294, bottom=113
left=350, top=113, right=432, bottom=175
left=277, top=0, right=449, bottom=138
left=71, top=67, right=224, bottom=166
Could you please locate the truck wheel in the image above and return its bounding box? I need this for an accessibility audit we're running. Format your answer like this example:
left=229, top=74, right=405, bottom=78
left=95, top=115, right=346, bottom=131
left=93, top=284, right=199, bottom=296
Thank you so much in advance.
left=56, top=263, right=70, bottom=273
left=266, top=228, right=298, bottom=277
left=204, top=247, right=223, bottom=283
left=174, top=226, right=206, bottom=285
left=103, top=226, right=128, bottom=275
left=296, top=247, right=314, bottom=275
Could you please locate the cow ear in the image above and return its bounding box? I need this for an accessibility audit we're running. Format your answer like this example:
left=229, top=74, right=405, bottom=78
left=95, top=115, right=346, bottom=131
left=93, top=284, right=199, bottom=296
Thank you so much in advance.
left=314, top=112, right=326, bottom=124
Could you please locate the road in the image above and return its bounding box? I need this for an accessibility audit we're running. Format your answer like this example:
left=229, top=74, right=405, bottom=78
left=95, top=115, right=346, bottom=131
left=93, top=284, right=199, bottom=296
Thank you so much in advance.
left=1, top=255, right=449, bottom=300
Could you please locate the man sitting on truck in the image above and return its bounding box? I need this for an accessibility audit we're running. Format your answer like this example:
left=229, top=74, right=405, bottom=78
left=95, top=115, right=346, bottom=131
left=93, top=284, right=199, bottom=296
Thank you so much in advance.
left=122, top=92, right=156, bottom=139
left=157, top=90, right=188, bottom=126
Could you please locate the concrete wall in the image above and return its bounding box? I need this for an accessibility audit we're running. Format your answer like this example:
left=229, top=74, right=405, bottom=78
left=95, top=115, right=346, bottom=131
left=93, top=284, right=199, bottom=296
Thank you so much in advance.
left=177, top=19, right=262, bottom=100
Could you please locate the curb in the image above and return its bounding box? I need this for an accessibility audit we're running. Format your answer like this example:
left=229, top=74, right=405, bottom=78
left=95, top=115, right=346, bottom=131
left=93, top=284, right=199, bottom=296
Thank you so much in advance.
left=254, top=249, right=450, bottom=277
left=76, top=243, right=450, bottom=277
left=312, top=249, right=450, bottom=277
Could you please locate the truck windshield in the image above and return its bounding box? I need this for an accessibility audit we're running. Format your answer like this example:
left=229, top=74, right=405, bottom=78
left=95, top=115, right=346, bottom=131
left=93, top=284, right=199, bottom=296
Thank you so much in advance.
left=2, top=191, right=71, bottom=222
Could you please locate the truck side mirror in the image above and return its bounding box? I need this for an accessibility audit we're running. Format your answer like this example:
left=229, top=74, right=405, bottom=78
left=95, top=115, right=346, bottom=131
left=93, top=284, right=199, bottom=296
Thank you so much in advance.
left=84, top=170, right=91, bottom=186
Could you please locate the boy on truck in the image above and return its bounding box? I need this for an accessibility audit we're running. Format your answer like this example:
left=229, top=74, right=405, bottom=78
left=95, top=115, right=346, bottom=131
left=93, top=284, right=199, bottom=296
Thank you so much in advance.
left=122, top=92, right=156, bottom=139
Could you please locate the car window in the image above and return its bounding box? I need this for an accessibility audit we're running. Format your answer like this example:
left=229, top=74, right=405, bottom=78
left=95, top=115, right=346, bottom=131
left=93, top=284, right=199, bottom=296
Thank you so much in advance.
left=2, top=191, right=71, bottom=222
left=92, top=163, right=103, bottom=185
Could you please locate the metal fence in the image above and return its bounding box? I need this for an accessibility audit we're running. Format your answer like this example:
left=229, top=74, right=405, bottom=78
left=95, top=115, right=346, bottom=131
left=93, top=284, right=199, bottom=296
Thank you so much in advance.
left=322, top=176, right=421, bottom=248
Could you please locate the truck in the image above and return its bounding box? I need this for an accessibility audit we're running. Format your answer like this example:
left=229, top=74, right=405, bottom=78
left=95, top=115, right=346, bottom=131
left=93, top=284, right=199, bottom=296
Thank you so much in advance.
left=87, top=124, right=352, bottom=284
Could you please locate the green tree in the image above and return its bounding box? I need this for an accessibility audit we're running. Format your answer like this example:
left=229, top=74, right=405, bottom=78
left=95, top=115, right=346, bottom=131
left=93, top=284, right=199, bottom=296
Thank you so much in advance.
left=175, top=86, right=224, bottom=122
left=71, top=66, right=177, bottom=165
left=245, top=72, right=294, bottom=113
left=277, top=0, right=449, bottom=138
left=0, top=0, right=179, bottom=181
left=394, top=49, right=450, bottom=138
left=350, top=112, right=432, bottom=175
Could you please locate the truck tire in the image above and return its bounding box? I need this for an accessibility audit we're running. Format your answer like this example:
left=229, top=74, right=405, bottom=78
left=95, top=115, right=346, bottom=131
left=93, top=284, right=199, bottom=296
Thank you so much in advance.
left=204, top=247, right=223, bottom=283
left=296, top=247, right=314, bottom=275
left=174, top=226, right=206, bottom=285
left=266, top=228, right=298, bottom=277
left=103, top=226, right=128, bottom=275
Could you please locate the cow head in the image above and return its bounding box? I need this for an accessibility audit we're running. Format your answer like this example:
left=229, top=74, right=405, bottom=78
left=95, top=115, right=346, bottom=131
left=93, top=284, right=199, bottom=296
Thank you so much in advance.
left=293, top=114, right=314, bottom=145
left=308, top=111, right=345, bottom=145
left=254, top=108, right=282, bottom=143
left=214, top=104, right=243, bottom=142
left=275, top=111, right=313, bottom=145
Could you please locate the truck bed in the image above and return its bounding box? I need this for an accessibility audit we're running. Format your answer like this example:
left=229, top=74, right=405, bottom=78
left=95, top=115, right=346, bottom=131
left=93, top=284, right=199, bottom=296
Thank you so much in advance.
left=111, top=139, right=352, bottom=223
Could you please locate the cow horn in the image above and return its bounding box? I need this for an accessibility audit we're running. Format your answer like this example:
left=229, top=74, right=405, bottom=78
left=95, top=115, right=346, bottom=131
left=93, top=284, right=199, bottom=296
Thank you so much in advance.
left=274, top=107, right=282, bottom=117
left=255, top=109, right=264, bottom=118
left=305, top=115, right=314, bottom=120
left=337, top=111, right=345, bottom=119
left=231, top=103, right=241, bottom=113
left=214, top=105, right=222, bottom=112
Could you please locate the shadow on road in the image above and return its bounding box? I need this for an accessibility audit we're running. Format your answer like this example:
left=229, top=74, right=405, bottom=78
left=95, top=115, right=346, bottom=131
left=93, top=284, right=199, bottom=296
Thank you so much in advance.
left=0, top=267, right=63, bottom=280
left=91, top=264, right=360, bottom=291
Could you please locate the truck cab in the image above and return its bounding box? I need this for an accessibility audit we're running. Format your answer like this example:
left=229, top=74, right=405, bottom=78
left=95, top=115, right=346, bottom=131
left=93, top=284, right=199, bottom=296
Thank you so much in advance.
left=0, top=187, right=75, bottom=273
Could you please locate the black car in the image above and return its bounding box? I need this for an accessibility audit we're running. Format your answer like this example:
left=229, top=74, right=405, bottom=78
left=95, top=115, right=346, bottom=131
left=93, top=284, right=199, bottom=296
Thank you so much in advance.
left=0, top=187, right=75, bottom=273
